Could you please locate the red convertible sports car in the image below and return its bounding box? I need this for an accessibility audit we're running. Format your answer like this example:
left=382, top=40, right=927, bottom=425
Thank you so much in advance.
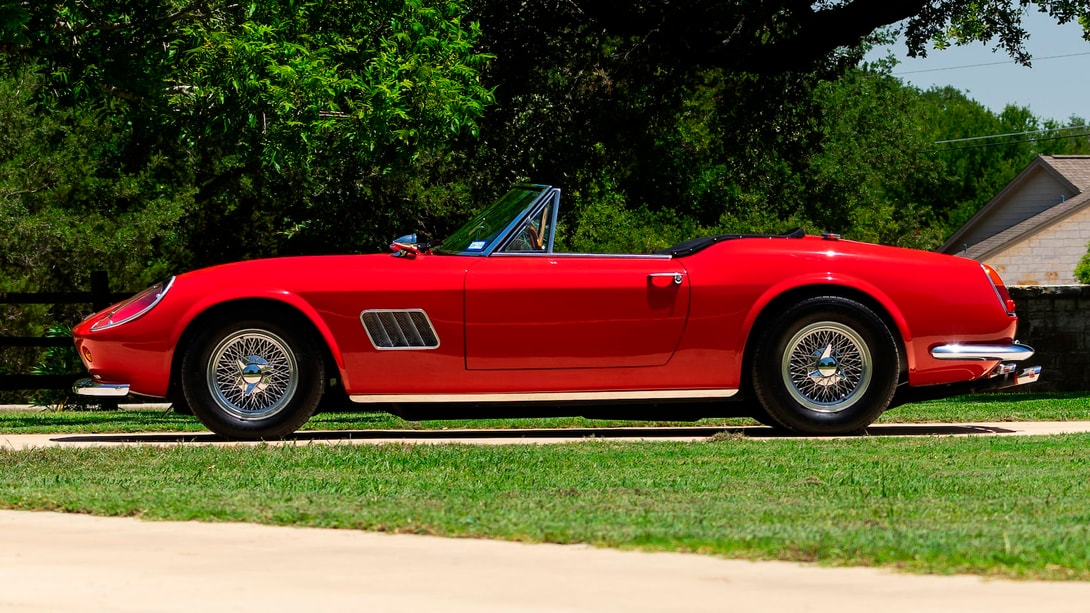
left=73, top=184, right=1041, bottom=439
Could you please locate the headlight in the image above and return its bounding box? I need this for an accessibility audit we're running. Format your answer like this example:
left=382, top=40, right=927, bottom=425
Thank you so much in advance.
left=89, top=277, right=175, bottom=331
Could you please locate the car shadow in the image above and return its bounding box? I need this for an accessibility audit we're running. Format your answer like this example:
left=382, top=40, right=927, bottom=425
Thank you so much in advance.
left=49, top=423, right=1018, bottom=445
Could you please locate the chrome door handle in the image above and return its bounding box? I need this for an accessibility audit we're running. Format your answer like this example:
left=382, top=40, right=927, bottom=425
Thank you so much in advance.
left=648, top=272, right=685, bottom=286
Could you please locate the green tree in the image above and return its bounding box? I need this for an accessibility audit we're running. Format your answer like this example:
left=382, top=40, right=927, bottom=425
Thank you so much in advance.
left=481, top=0, right=1090, bottom=75
left=0, top=0, right=494, bottom=265
left=0, top=65, right=192, bottom=391
left=0, top=1, right=495, bottom=395
left=1075, top=245, right=1090, bottom=283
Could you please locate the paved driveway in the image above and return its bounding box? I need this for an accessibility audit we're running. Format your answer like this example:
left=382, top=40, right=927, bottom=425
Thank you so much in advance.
left=3, top=510, right=1090, bottom=613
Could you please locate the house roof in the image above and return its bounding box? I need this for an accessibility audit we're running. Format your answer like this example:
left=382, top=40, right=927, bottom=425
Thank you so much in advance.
left=1042, top=155, right=1090, bottom=191
left=941, top=155, right=1090, bottom=255
left=962, top=188, right=1090, bottom=260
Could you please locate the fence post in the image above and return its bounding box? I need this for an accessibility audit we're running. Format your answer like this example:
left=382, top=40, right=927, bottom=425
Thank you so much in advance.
left=89, top=270, right=121, bottom=409
left=90, top=271, right=110, bottom=311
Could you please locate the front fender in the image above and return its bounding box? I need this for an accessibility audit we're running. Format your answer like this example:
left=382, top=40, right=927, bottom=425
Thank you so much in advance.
left=169, top=288, right=347, bottom=372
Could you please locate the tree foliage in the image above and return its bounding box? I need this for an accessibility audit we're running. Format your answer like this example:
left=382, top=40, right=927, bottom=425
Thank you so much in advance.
left=1075, top=246, right=1090, bottom=283
left=0, top=0, right=1087, bottom=284
left=0, top=0, right=494, bottom=390
left=469, top=0, right=1089, bottom=76
left=0, top=0, right=494, bottom=267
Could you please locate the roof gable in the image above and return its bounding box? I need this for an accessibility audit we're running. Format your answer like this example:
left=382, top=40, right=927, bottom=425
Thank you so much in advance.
left=963, top=189, right=1090, bottom=260
left=941, top=156, right=1090, bottom=254
left=1040, top=155, right=1090, bottom=191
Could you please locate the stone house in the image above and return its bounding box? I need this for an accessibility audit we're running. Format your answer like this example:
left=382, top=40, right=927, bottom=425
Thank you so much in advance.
left=939, top=155, right=1090, bottom=285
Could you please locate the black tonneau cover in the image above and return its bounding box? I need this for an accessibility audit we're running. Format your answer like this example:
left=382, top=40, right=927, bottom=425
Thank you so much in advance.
left=655, top=227, right=805, bottom=258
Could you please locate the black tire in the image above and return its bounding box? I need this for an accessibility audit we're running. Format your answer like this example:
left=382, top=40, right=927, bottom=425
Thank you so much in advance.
left=181, top=318, right=324, bottom=440
left=751, top=296, right=898, bottom=435
left=168, top=395, right=193, bottom=415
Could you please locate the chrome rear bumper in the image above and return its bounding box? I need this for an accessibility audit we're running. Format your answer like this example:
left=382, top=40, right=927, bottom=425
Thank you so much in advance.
left=1012, top=365, right=1042, bottom=386
left=73, top=377, right=130, bottom=397
left=930, top=342, right=1035, bottom=361
left=890, top=364, right=1042, bottom=408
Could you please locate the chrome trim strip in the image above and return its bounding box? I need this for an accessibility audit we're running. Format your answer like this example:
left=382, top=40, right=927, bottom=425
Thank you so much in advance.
left=89, top=276, right=175, bottom=332
left=930, top=342, right=1035, bottom=361
left=648, top=272, right=685, bottom=285
left=361, top=309, right=441, bottom=350
left=349, top=389, right=739, bottom=403
left=73, top=377, right=130, bottom=397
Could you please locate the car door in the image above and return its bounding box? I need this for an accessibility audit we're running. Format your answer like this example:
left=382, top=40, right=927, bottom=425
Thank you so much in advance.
left=464, top=255, right=690, bottom=370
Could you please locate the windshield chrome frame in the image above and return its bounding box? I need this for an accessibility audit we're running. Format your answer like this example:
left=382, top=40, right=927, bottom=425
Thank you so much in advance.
left=493, top=188, right=560, bottom=255
left=439, top=184, right=557, bottom=256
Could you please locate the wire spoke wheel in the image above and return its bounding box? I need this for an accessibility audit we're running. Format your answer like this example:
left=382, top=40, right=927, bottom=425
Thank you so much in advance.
left=183, top=317, right=325, bottom=440
left=751, top=296, right=899, bottom=434
left=782, top=322, right=872, bottom=413
left=207, top=329, right=300, bottom=420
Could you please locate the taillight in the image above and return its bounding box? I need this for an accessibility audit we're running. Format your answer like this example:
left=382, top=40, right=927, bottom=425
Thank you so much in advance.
left=89, top=277, right=174, bottom=331
left=982, top=264, right=1016, bottom=315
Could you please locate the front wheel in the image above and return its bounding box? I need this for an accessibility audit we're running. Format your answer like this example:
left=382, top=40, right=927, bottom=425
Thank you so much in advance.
left=751, top=297, right=899, bottom=434
left=181, top=319, right=324, bottom=440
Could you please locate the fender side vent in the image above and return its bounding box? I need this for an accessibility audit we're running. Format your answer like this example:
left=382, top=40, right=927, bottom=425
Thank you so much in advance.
left=361, top=309, right=440, bottom=350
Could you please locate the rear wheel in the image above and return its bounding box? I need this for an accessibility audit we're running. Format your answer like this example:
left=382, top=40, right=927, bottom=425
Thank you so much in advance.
left=752, top=296, right=898, bottom=434
left=181, top=318, right=324, bottom=440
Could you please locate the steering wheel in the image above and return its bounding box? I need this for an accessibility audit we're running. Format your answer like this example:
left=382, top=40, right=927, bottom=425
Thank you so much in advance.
left=527, top=225, right=542, bottom=250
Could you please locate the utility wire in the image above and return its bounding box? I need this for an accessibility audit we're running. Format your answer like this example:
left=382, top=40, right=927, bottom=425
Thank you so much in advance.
left=935, top=124, right=1089, bottom=144
left=931, top=130, right=1090, bottom=152
left=895, top=51, right=1090, bottom=75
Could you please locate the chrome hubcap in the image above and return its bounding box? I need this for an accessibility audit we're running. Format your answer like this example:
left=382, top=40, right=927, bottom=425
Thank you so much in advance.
left=238, top=357, right=271, bottom=390
left=782, top=322, right=871, bottom=413
left=207, top=330, right=298, bottom=420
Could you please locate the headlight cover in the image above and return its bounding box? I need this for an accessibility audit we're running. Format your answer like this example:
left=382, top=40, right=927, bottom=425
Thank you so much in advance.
left=89, top=277, right=175, bottom=331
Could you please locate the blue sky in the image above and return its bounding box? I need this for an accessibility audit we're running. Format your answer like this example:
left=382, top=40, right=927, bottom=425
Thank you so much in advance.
left=865, top=11, right=1090, bottom=122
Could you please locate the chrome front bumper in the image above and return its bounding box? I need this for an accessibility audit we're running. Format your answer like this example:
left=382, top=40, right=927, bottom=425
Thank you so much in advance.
left=73, top=377, right=130, bottom=397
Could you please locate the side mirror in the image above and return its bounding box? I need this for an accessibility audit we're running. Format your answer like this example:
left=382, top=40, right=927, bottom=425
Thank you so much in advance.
left=390, top=233, right=423, bottom=257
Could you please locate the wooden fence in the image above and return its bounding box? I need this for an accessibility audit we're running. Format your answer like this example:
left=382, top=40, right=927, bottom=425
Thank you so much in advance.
left=0, top=271, right=131, bottom=392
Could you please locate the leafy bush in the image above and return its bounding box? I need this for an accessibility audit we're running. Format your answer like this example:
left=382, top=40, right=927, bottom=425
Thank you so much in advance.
left=26, top=325, right=96, bottom=410
left=1074, top=243, right=1090, bottom=284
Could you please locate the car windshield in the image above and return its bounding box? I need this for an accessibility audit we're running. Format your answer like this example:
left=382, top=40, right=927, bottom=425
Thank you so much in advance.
left=435, top=186, right=549, bottom=254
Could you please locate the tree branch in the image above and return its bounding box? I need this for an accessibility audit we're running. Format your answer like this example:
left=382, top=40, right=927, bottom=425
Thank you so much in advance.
left=574, top=0, right=936, bottom=74
left=52, top=2, right=214, bottom=38
left=726, top=0, right=932, bottom=73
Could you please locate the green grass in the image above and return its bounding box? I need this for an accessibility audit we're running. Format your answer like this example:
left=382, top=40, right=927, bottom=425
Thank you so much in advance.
left=2, top=392, right=1090, bottom=580
left=880, top=392, right=1090, bottom=424
left=1, top=392, right=1087, bottom=435
left=2, top=435, right=1090, bottom=580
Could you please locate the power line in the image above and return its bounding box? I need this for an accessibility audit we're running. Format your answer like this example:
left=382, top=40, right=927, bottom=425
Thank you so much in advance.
left=934, top=124, right=1089, bottom=145
left=931, top=130, right=1090, bottom=152
left=894, top=51, right=1090, bottom=75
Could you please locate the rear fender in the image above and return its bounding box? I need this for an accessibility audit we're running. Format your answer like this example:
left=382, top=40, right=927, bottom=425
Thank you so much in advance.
left=741, top=273, right=915, bottom=372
